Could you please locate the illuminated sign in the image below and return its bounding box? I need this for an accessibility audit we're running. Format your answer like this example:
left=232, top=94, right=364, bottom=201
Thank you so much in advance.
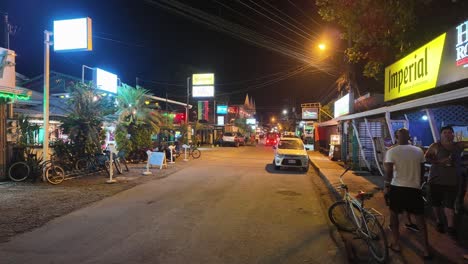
left=302, top=108, right=318, bottom=120
left=456, top=21, right=468, bottom=67
left=216, top=105, right=227, bottom=114
left=246, top=118, right=256, bottom=125
left=53, top=18, right=92, bottom=51
left=217, top=116, right=224, bottom=126
left=192, top=73, right=214, bottom=98
left=192, top=73, right=214, bottom=85
left=193, top=85, right=214, bottom=97
left=384, top=18, right=468, bottom=101
left=94, top=68, right=118, bottom=94
left=334, top=94, right=350, bottom=118
left=228, top=106, right=238, bottom=114
left=385, top=34, right=445, bottom=101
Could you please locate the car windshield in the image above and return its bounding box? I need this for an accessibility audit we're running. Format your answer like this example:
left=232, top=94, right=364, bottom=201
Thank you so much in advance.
left=224, top=132, right=233, bottom=136
left=278, top=140, right=304, bottom=150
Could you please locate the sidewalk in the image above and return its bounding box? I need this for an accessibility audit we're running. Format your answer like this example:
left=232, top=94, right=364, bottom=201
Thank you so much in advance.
left=308, top=151, right=468, bottom=264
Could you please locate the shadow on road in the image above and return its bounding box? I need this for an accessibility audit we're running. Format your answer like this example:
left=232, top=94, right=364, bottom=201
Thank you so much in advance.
left=265, top=164, right=307, bottom=175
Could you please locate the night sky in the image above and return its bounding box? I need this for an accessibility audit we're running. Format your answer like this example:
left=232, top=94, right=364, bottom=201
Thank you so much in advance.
left=2, top=0, right=339, bottom=119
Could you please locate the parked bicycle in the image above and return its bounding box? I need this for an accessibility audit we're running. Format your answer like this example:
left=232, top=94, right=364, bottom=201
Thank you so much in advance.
left=8, top=153, right=66, bottom=185
left=76, top=150, right=125, bottom=175
left=328, top=167, right=388, bottom=263
left=173, top=144, right=201, bottom=159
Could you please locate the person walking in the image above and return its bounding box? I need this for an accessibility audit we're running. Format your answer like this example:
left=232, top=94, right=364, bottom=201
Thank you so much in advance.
left=384, top=128, right=431, bottom=259
left=425, top=126, right=468, bottom=238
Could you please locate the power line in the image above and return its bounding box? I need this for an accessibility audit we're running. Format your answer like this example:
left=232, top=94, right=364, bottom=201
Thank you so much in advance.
left=286, top=0, right=323, bottom=27
left=212, top=0, right=306, bottom=48
left=144, top=0, right=335, bottom=76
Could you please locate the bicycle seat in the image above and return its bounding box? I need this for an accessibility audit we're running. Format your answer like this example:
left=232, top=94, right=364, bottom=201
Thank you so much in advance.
left=355, top=191, right=373, bottom=200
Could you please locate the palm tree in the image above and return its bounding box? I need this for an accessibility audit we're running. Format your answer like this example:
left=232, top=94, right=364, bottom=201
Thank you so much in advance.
left=116, top=84, right=162, bottom=131
left=60, top=82, right=112, bottom=156
left=115, top=84, right=163, bottom=154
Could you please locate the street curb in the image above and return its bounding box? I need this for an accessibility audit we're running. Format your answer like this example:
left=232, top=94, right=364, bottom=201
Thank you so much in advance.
left=309, top=157, right=342, bottom=201
left=308, top=157, right=349, bottom=261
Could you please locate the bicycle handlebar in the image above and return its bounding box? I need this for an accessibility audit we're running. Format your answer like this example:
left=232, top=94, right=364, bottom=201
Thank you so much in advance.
left=339, top=167, right=352, bottom=185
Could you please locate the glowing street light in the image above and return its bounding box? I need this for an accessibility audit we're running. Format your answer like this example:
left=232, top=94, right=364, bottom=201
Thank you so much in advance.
left=271, top=117, right=276, bottom=123
left=282, top=109, right=288, bottom=115
left=318, top=43, right=326, bottom=51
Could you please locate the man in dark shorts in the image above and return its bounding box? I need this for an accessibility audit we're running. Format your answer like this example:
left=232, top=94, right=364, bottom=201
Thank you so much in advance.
left=384, top=128, right=431, bottom=258
left=425, top=125, right=468, bottom=238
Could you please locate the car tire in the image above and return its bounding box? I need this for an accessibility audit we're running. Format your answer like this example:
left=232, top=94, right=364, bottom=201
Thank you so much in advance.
left=275, top=165, right=281, bottom=170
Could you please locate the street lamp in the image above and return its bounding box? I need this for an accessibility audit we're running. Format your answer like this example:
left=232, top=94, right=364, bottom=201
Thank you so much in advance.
left=282, top=109, right=288, bottom=115
left=43, top=18, right=92, bottom=166
left=271, top=117, right=276, bottom=123
left=318, top=43, right=326, bottom=51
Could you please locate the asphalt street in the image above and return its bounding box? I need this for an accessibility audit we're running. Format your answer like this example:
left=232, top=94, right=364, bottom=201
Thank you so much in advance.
left=0, top=145, right=346, bottom=264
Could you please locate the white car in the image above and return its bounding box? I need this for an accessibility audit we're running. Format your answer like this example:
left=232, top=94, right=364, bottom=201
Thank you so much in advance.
left=273, top=137, right=310, bottom=172
left=222, top=132, right=245, bottom=147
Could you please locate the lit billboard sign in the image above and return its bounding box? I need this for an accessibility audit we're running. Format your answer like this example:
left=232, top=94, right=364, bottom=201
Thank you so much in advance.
left=192, top=73, right=214, bottom=85
left=246, top=118, right=256, bottom=125
left=53, top=17, right=92, bottom=51
left=192, top=73, right=215, bottom=98
left=193, top=85, right=214, bottom=97
left=94, top=68, right=118, bottom=94
left=385, top=34, right=445, bottom=101
left=216, top=105, right=227, bottom=114
left=385, top=19, right=468, bottom=101
left=302, top=107, right=318, bottom=120
left=334, top=93, right=350, bottom=118
left=217, top=116, right=225, bottom=126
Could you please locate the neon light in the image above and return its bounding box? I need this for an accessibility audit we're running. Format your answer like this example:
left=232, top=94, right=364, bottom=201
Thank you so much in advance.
left=0, top=92, right=30, bottom=101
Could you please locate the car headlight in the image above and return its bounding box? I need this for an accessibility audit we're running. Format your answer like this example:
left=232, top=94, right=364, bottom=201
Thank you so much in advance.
left=276, top=154, right=284, bottom=159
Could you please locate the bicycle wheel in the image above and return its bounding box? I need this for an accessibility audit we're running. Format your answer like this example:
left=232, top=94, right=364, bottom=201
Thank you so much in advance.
left=191, top=149, right=201, bottom=159
left=121, top=159, right=130, bottom=172
left=8, top=162, right=30, bottom=182
left=45, top=165, right=65, bottom=185
left=75, top=158, right=89, bottom=171
left=363, top=214, right=388, bottom=263
left=328, top=201, right=359, bottom=232
left=114, top=160, right=123, bottom=174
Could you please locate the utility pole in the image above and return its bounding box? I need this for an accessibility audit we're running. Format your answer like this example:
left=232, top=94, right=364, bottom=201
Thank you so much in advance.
left=186, top=77, right=190, bottom=124
left=2, top=13, right=9, bottom=49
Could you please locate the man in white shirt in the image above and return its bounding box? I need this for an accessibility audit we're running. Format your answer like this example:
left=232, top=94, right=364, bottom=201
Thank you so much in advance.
left=384, top=128, right=431, bottom=259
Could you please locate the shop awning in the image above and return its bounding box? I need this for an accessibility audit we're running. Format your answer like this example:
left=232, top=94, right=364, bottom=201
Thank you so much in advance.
left=334, top=86, right=468, bottom=121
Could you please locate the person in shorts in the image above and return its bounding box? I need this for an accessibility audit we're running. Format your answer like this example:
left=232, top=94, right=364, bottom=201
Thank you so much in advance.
left=384, top=128, right=430, bottom=258
left=425, top=126, right=468, bottom=238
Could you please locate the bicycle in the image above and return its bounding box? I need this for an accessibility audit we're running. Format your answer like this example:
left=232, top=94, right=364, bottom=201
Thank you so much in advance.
left=173, top=144, right=201, bottom=159
left=328, top=167, right=388, bottom=263
left=8, top=153, right=66, bottom=185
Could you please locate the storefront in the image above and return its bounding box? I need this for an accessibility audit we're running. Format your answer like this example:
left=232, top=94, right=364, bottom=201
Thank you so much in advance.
left=316, top=18, right=468, bottom=175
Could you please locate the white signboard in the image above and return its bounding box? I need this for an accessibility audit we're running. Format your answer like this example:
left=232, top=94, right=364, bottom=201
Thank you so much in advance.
left=53, top=17, right=92, bottom=51
left=193, top=85, right=214, bottom=97
left=334, top=93, right=350, bottom=118
left=95, top=68, right=118, bottom=94
left=246, top=118, right=256, bottom=125
left=217, top=116, right=224, bottom=126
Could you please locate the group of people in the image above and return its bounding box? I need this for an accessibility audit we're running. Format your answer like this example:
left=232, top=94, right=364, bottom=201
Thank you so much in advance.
left=384, top=126, right=468, bottom=259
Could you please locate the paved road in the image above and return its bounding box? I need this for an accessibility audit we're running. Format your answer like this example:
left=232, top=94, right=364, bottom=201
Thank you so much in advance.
left=1, top=145, right=346, bottom=264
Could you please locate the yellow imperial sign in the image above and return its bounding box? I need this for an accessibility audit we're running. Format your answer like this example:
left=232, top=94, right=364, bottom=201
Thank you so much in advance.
left=385, top=33, right=446, bottom=101
left=192, top=73, right=214, bottom=86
